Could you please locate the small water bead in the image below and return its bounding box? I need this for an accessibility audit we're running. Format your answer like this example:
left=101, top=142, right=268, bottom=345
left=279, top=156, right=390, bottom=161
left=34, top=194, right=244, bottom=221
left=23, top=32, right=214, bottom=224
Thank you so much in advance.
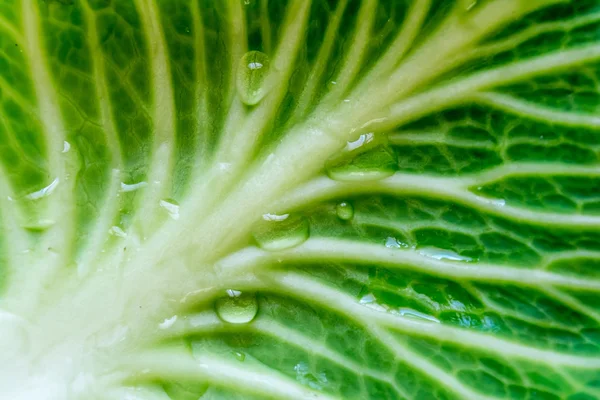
left=417, top=247, right=472, bottom=262
left=159, top=198, right=180, bottom=220
left=252, top=213, right=309, bottom=251
left=23, top=219, right=55, bottom=232
left=25, top=177, right=59, bottom=200
left=336, top=202, right=354, bottom=221
left=62, top=141, right=71, bottom=153
left=120, top=181, right=147, bottom=193
left=325, top=133, right=397, bottom=182
left=234, top=351, right=246, bottom=362
left=236, top=51, right=270, bottom=106
left=108, top=226, right=127, bottom=238
left=385, top=237, right=409, bottom=249
left=396, top=308, right=440, bottom=323
left=215, top=291, right=258, bottom=324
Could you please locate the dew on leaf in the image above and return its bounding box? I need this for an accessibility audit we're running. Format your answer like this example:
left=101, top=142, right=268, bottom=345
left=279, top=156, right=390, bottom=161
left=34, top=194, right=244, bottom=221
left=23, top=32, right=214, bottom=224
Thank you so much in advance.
left=159, top=198, right=180, bottom=220
left=325, top=145, right=397, bottom=182
left=22, top=219, right=56, bottom=232
left=294, top=362, right=328, bottom=390
left=120, top=181, right=148, bottom=193
left=215, top=292, right=258, bottom=324
left=158, top=315, right=178, bottom=330
left=25, top=177, right=59, bottom=200
left=385, top=237, right=408, bottom=249
left=252, top=213, right=309, bottom=251
left=418, top=247, right=472, bottom=262
left=108, top=226, right=127, bottom=238
left=336, top=202, right=354, bottom=221
left=236, top=51, right=270, bottom=105
left=62, top=141, right=71, bottom=153
left=396, top=308, right=440, bottom=323
left=234, top=351, right=246, bottom=361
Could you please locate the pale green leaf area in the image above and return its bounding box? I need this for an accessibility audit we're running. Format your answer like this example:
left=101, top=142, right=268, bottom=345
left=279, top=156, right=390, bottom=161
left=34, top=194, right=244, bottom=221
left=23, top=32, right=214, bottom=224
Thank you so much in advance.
left=1, top=0, right=600, bottom=399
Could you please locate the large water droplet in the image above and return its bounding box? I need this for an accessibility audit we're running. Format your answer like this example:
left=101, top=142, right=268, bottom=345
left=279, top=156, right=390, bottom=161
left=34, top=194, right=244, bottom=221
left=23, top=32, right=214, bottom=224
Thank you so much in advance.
left=120, top=181, right=148, bottom=193
left=325, top=143, right=397, bottom=182
left=418, top=247, right=472, bottom=262
left=159, top=198, right=180, bottom=220
left=215, top=291, right=258, bottom=324
left=252, top=213, right=309, bottom=251
left=236, top=51, right=270, bottom=106
left=336, top=202, right=354, bottom=221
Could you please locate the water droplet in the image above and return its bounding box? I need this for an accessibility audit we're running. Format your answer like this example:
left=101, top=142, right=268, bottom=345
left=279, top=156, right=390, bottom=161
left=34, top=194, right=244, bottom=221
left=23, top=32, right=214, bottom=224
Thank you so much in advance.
left=359, top=293, right=376, bottom=304
left=336, top=202, right=354, bottom=221
left=491, top=198, right=506, bottom=207
left=325, top=142, right=397, bottom=182
left=243, top=0, right=251, bottom=5
left=22, top=219, right=56, bottom=232
left=236, top=51, right=270, bottom=106
left=158, top=315, right=178, bottom=330
left=294, top=362, right=328, bottom=390
left=120, top=181, right=148, bottom=192
left=25, top=178, right=59, bottom=200
left=215, top=292, right=258, bottom=324
left=108, top=226, right=127, bottom=238
left=159, top=198, right=180, bottom=220
left=385, top=237, right=408, bottom=249
left=226, top=289, right=242, bottom=298
left=234, top=351, right=246, bottom=361
left=252, top=213, right=309, bottom=251
left=397, top=308, right=440, bottom=323
left=62, top=141, right=71, bottom=153
left=345, top=133, right=374, bottom=152
left=418, top=247, right=472, bottom=262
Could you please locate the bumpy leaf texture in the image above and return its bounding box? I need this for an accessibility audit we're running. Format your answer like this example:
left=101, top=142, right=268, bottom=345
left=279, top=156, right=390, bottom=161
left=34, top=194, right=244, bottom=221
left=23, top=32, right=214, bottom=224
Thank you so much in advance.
left=0, top=0, right=599, bottom=399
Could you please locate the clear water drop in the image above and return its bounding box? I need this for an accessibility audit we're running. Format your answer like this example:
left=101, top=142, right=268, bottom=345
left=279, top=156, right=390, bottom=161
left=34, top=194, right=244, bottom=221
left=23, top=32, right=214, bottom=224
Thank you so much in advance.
left=62, top=141, right=71, bottom=153
left=25, top=177, right=59, bottom=200
left=418, top=247, right=472, bottom=262
left=22, top=219, right=55, bottom=232
left=397, top=308, right=440, bottom=323
left=336, top=202, right=354, bottom=221
left=325, top=145, right=397, bottom=182
left=120, top=181, right=147, bottom=192
left=236, top=51, right=270, bottom=106
left=158, top=315, right=178, bottom=330
left=294, top=362, right=328, bottom=390
left=108, top=226, right=127, bottom=238
left=159, top=198, right=180, bottom=220
left=252, top=213, right=309, bottom=251
left=385, top=237, right=408, bottom=249
left=234, top=351, right=246, bottom=361
left=215, top=292, right=258, bottom=324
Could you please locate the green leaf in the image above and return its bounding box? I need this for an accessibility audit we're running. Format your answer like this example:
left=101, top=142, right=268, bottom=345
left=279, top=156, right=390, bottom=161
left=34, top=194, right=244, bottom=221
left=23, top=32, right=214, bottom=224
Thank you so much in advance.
left=0, top=0, right=599, bottom=399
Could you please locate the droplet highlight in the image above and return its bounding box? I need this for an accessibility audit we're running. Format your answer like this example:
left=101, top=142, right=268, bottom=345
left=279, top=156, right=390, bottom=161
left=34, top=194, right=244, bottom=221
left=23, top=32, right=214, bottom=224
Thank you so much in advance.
left=252, top=213, right=309, bottom=251
left=25, top=178, right=59, bottom=200
left=159, top=198, right=180, bottom=220
left=236, top=51, right=270, bottom=106
left=120, top=181, right=148, bottom=193
left=417, top=247, right=472, bottom=262
left=325, top=134, right=397, bottom=182
left=336, top=202, right=354, bottom=221
left=215, top=292, right=258, bottom=324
